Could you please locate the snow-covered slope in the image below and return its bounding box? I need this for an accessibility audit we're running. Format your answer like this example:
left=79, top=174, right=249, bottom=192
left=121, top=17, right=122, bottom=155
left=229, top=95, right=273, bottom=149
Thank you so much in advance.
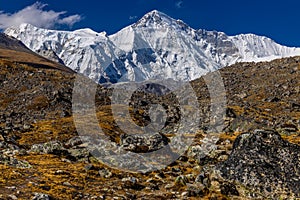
left=4, top=10, right=300, bottom=83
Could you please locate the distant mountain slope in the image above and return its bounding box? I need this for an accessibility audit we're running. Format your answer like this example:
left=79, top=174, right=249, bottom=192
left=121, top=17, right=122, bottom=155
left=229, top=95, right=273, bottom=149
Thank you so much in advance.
left=0, top=33, right=32, bottom=52
left=0, top=33, right=74, bottom=73
left=5, top=10, right=300, bottom=83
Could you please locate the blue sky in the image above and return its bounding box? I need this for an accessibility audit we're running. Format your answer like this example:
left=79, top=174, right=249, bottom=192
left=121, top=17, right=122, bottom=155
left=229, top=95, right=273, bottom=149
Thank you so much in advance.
left=0, top=0, right=299, bottom=46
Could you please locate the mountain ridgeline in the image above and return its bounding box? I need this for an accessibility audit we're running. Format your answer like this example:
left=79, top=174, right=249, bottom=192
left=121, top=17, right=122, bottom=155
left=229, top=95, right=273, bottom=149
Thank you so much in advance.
left=4, top=10, right=300, bottom=83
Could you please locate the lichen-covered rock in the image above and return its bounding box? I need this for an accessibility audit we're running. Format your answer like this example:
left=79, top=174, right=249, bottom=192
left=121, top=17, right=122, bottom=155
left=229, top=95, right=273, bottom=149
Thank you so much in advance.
left=67, top=148, right=90, bottom=162
left=120, top=133, right=168, bottom=153
left=186, top=183, right=209, bottom=197
left=30, top=141, right=65, bottom=155
left=217, top=129, right=300, bottom=199
left=64, top=136, right=83, bottom=148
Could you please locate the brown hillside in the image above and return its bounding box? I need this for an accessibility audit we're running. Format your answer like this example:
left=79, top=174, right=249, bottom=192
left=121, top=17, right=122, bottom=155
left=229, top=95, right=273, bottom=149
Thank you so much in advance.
left=0, top=33, right=74, bottom=73
left=0, top=52, right=299, bottom=199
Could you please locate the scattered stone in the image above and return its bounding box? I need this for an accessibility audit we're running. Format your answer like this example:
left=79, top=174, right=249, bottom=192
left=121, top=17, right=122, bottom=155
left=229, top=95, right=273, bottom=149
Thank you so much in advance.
left=186, top=183, right=209, bottom=197
left=217, top=154, right=228, bottom=162
left=67, top=148, right=90, bottom=161
left=54, top=170, right=70, bottom=175
left=121, top=177, right=144, bottom=190
left=23, top=124, right=32, bottom=130
left=220, top=182, right=239, bottom=196
left=99, top=168, right=112, bottom=178
left=8, top=195, right=18, bottom=200
left=164, top=183, right=174, bottom=190
left=0, top=154, right=31, bottom=168
left=64, top=136, right=83, bottom=148
left=62, top=182, right=72, bottom=187
left=32, top=193, right=50, bottom=200
left=174, top=175, right=188, bottom=186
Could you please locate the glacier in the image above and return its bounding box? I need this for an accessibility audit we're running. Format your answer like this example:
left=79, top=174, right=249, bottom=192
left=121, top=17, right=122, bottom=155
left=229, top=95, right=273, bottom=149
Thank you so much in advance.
left=4, top=10, right=300, bottom=83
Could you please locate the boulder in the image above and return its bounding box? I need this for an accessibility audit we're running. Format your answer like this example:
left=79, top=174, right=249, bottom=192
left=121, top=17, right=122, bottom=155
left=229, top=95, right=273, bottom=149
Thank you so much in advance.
left=217, top=129, right=300, bottom=198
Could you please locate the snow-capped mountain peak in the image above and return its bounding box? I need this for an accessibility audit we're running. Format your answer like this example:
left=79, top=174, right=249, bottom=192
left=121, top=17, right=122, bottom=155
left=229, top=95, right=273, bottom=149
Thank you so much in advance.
left=134, top=10, right=173, bottom=26
left=133, top=10, right=192, bottom=34
left=73, top=28, right=103, bottom=37
left=4, top=10, right=300, bottom=83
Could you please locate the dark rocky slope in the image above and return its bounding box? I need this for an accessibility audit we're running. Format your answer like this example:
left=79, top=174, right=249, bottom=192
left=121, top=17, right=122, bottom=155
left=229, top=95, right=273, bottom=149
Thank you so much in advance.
left=0, top=48, right=299, bottom=199
left=0, top=33, right=73, bottom=72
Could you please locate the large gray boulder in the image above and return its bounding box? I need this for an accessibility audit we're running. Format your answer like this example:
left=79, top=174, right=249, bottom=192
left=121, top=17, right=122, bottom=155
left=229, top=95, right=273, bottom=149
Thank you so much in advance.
left=217, top=129, right=300, bottom=199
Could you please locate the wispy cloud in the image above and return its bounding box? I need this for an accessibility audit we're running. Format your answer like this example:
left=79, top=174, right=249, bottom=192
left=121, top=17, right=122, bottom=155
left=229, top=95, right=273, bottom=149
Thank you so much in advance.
left=129, top=16, right=138, bottom=20
left=175, top=0, right=183, bottom=9
left=0, top=2, right=82, bottom=29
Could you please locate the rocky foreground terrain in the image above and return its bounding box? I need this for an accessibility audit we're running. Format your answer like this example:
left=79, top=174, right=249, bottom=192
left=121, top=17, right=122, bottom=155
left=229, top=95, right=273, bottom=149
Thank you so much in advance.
left=0, top=36, right=300, bottom=199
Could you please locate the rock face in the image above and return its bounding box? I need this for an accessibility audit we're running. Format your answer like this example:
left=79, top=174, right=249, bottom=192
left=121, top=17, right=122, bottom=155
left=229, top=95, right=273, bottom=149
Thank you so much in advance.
left=0, top=33, right=31, bottom=52
left=36, top=49, right=65, bottom=65
left=217, top=129, right=300, bottom=198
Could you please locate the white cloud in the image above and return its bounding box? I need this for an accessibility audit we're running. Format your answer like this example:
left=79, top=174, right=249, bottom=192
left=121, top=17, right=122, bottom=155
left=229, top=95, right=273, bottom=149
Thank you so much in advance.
left=58, top=15, right=82, bottom=26
left=0, top=2, right=82, bottom=29
left=175, top=0, right=183, bottom=8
